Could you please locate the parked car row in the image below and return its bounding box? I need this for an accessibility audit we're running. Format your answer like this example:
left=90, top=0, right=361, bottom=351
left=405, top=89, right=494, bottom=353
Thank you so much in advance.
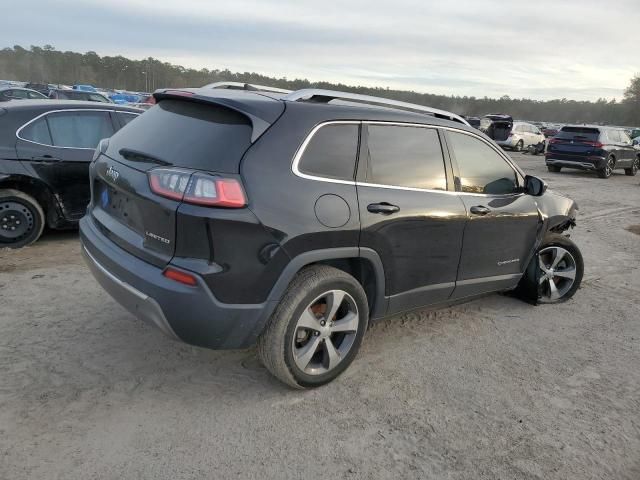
left=0, top=80, right=154, bottom=108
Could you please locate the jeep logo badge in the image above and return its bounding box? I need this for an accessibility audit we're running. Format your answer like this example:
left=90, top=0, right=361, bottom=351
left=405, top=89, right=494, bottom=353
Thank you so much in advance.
left=106, top=166, right=120, bottom=182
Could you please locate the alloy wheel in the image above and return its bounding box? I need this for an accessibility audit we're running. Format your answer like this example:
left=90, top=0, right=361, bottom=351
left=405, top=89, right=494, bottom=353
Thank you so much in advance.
left=633, top=158, right=639, bottom=174
left=292, top=289, right=360, bottom=375
left=538, top=246, right=577, bottom=302
left=605, top=157, right=614, bottom=177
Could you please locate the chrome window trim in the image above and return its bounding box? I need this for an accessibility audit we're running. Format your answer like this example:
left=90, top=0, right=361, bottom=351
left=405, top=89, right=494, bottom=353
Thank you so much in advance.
left=291, top=120, right=525, bottom=197
left=15, top=108, right=119, bottom=150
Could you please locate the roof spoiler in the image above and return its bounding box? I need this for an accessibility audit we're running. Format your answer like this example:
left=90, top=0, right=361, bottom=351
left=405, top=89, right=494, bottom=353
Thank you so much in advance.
left=153, top=88, right=276, bottom=142
left=202, top=81, right=292, bottom=95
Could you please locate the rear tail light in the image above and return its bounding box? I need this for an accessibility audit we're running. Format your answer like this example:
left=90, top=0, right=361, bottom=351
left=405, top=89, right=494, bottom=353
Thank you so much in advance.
left=163, top=267, right=197, bottom=286
left=148, top=168, right=246, bottom=208
left=549, top=138, right=603, bottom=148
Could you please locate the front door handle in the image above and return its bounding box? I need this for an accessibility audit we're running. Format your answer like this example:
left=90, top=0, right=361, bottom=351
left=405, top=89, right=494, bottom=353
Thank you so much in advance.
left=470, top=205, right=491, bottom=215
left=367, top=202, right=400, bottom=215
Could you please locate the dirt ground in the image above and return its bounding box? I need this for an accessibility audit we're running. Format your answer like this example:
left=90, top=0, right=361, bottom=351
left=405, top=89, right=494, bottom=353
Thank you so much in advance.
left=1, top=153, right=639, bottom=480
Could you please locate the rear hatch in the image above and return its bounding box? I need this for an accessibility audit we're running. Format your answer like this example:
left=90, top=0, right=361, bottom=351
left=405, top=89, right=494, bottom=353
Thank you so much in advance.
left=547, top=127, right=601, bottom=159
left=90, top=97, right=259, bottom=267
left=480, top=115, right=513, bottom=141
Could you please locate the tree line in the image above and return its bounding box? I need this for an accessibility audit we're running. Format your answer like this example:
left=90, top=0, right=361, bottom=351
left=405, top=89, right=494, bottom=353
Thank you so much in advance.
left=1, top=45, right=638, bottom=126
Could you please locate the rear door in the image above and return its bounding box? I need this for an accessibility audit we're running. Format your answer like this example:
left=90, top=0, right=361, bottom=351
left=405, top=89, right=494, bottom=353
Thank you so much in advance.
left=357, top=123, right=467, bottom=314
left=90, top=99, right=255, bottom=267
left=444, top=129, right=540, bottom=298
left=16, top=109, right=117, bottom=220
left=615, top=129, right=634, bottom=166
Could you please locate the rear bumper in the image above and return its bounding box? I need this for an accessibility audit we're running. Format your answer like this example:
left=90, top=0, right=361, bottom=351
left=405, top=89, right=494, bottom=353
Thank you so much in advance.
left=80, top=215, right=276, bottom=349
left=545, top=156, right=606, bottom=170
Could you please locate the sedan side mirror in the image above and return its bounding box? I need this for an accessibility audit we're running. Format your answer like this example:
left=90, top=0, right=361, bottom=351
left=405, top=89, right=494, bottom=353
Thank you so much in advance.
left=524, top=175, right=547, bottom=196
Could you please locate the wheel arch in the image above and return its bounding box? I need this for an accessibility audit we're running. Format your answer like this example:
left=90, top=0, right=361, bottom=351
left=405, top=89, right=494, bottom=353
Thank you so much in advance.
left=267, top=247, right=387, bottom=319
left=0, top=174, right=63, bottom=228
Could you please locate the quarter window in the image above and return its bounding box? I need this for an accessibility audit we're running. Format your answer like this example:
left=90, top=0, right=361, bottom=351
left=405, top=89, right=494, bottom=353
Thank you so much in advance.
left=447, top=131, right=518, bottom=195
left=365, top=125, right=447, bottom=190
left=298, top=124, right=359, bottom=181
left=20, top=117, right=52, bottom=145
left=606, top=130, right=620, bottom=143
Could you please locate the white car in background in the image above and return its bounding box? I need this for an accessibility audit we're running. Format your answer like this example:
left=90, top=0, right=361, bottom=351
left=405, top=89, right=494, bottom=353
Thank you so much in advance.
left=496, top=121, right=546, bottom=153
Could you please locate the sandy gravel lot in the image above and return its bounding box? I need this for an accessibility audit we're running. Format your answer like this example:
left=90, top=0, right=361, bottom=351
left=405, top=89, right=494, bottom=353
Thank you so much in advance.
left=1, top=153, right=639, bottom=479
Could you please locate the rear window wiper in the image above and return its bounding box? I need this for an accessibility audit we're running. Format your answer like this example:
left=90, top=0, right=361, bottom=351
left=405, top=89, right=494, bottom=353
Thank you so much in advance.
left=118, top=148, right=171, bottom=166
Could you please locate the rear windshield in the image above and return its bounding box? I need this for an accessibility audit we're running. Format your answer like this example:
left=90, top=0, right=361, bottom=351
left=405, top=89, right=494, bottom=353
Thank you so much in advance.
left=556, top=127, right=600, bottom=141
left=105, top=99, right=252, bottom=173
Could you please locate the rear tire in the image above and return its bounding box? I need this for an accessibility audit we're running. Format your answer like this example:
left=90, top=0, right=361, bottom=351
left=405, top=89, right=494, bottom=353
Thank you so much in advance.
left=597, top=155, right=615, bottom=178
left=257, top=265, right=369, bottom=389
left=624, top=156, right=639, bottom=176
left=514, top=140, right=524, bottom=152
left=0, top=189, right=45, bottom=248
left=547, top=165, right=561, bottom=173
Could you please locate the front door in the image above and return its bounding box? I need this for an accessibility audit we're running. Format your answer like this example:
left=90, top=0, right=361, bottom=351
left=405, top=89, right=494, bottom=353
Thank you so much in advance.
left=443, top=129, right=541, bottom=298
left=16, top=109, right=116, bottom=220
left=357, top=123, right=467, bottom=315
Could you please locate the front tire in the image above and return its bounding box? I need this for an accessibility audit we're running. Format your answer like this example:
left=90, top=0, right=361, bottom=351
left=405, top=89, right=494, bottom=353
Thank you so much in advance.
left=624, top=156, right=639, bottom=176
left=0, top=189, right=45, bottom=248
left=547, top=165, right=561, bottom=173
left=257, top=265, right=369, bottom=389
left=516, top=233, right=583, bottom=304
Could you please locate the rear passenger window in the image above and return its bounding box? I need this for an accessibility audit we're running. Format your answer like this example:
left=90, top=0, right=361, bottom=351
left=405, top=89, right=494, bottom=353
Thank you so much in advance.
left=298, top=124, right=359, bottom=181
left=366, top=125, right=446, bottom=190
left=46, top=111, right=114, bottom=148
left=447, top=131, right=518, bottom=195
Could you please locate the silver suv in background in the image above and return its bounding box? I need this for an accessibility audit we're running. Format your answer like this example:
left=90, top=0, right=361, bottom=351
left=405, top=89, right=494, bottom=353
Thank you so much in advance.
left=497, top=121, right=546, bottom=153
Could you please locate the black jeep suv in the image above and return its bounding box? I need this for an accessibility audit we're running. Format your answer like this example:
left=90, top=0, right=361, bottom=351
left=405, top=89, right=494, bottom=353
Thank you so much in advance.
left=0, top=100, right=141, bottom=247
left=80, top=85, right=583, bottom=388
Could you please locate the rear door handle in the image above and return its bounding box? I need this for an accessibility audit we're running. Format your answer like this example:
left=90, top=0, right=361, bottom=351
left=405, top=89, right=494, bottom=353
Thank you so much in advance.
left=32, top=155, right=61, bottom=164
left=470, top=205, right=491, bottom=215
left=367, top=202, right=400, bottom=215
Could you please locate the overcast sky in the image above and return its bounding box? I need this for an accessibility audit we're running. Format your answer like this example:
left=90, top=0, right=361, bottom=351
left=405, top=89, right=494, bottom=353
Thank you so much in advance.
left=6, top=0, right=639, bottom=101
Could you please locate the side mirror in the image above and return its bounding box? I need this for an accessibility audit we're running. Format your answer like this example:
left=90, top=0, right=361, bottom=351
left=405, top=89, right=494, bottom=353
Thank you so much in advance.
left=524, top=175, right=547, bottom=196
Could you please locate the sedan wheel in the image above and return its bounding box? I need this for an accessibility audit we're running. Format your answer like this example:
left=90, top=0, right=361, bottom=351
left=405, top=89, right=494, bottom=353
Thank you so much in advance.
left=538, top=246, right=578, bottom=303
left=0, top=189, right=45, bottom=248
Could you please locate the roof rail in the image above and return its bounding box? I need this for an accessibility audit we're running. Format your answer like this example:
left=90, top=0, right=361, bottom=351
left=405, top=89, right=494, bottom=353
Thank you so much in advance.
left=202, top=81, right=292, bottom=94
left=283, top=89, right=469, bottom=125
